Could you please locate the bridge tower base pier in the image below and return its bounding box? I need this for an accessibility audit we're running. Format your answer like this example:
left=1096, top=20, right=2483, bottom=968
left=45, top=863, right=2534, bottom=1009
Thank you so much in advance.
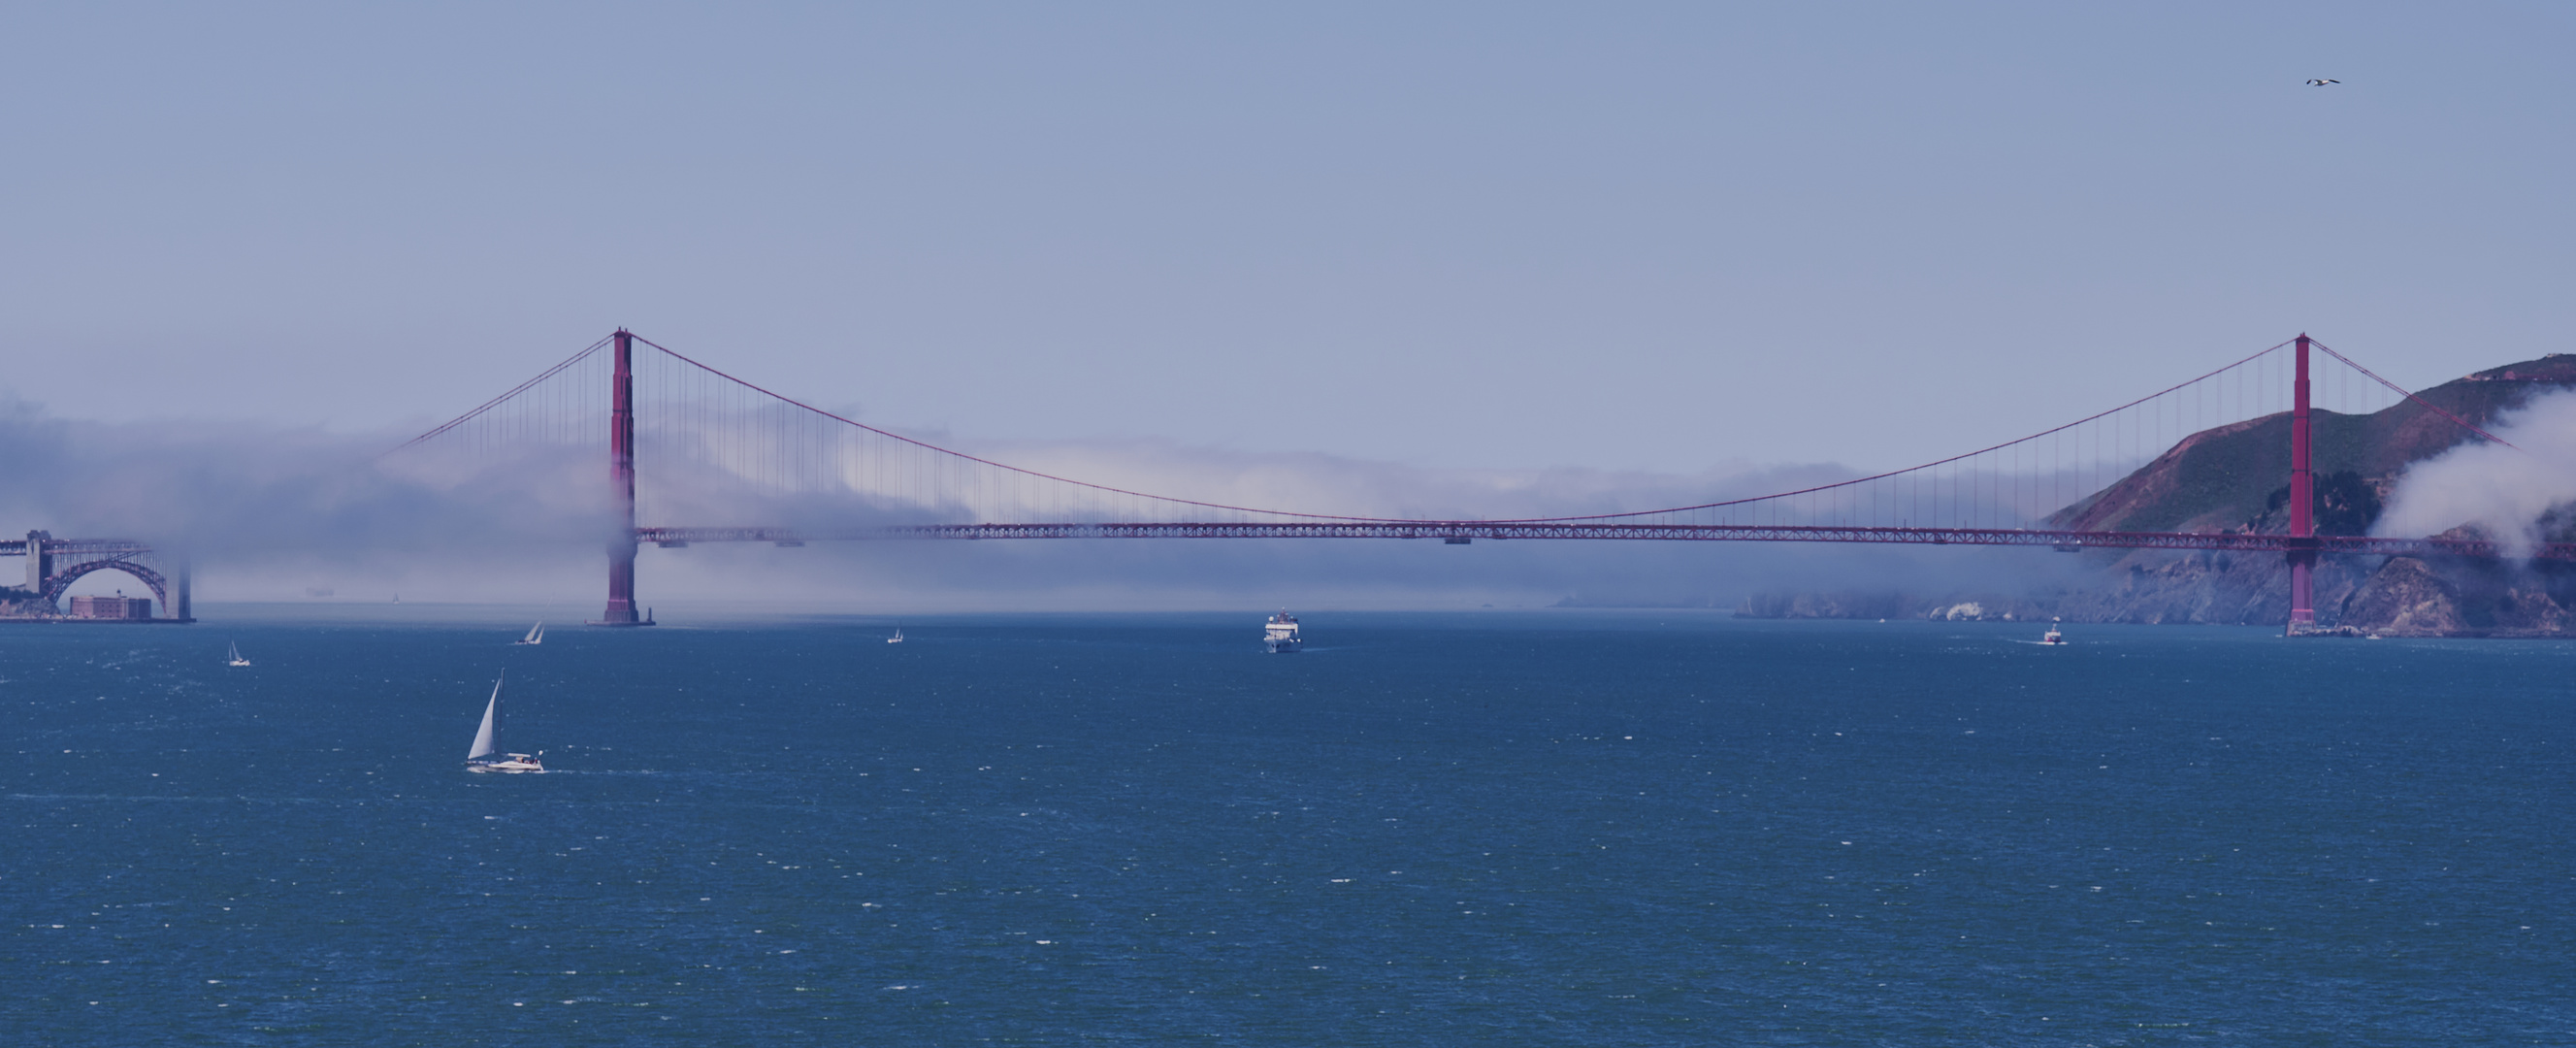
left=172, top=557, right=193, bottom=623
left=2286, top=548, right=2318, bottom=630
left=592, top=540, right=652, bottom=626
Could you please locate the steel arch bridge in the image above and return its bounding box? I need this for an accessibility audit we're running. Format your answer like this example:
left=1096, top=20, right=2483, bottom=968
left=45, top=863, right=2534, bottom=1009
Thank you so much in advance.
left=1, top=532, right=191, bottom=622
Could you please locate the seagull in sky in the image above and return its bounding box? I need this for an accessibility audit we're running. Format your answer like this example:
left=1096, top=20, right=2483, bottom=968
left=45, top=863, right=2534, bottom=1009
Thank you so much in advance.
left=2306, top=79, right=2340, bottom=86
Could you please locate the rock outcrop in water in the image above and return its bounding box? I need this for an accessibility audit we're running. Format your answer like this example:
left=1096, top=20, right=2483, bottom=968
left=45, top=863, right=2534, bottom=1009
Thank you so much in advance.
left=0, top=586, right=46, bottom=619
left=1738, top=353, right=2576, bottom=636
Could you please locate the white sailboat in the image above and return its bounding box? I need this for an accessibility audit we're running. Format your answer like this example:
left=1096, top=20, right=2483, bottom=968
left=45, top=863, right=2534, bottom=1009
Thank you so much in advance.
left=887, top=625, right=904, bottom=644
left=226, top=642, right=251, bottom=668
left=512, top=622, right=544, bottom=646
left=465, top=671, right=545, bottom=773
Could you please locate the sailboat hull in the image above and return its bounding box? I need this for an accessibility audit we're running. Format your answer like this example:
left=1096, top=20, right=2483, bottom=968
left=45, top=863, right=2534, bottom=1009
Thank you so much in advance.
left=468, top=753, right=546, bottom=773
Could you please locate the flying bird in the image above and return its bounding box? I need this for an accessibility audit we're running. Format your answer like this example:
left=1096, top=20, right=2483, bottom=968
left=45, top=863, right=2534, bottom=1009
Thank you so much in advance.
left=2306, top=79, right=2340, bottom=86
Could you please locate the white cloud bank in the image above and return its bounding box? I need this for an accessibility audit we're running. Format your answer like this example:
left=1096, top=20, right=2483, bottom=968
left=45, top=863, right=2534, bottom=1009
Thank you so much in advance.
left=2374, top=389, right=2576, bottom=557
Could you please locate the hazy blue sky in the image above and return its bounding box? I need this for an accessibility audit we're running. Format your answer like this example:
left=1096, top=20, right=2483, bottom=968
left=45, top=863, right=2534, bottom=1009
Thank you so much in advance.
left=5, top=2, right=2570, bottom=475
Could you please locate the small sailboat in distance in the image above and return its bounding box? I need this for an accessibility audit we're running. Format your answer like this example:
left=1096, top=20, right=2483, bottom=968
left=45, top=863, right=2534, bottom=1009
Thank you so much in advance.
left=512, top=622, right=544, bottom=646
left=226, top=642, right=251, bottom=668
left=887, top=624, right=904, bottom=644
left=465, top=671, right=545, bottom=773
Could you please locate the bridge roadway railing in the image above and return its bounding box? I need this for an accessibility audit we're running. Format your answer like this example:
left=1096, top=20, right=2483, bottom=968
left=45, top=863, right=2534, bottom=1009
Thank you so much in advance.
left=635, top=524, right=2575, bottom=562
left=0, top=539, right=155, bottom=557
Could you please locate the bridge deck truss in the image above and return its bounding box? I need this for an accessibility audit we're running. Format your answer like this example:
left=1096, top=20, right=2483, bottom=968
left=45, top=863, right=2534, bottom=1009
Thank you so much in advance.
left=636, top=523, right=2573, bottom=562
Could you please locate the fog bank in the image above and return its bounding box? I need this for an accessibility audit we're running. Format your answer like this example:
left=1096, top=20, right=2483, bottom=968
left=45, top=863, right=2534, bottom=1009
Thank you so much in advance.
left=2375, top=390, right=2576, bottom=557
left=0, top=402, right=2090, bottom=610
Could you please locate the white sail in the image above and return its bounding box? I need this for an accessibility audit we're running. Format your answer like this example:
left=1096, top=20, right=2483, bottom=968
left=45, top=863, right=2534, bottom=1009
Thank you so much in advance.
left=519, top=622, right=543, bottom=644
left=468, top=672, right=503, bottom=760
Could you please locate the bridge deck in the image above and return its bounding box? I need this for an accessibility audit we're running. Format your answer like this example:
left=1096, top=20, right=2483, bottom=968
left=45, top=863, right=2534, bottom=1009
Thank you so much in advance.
left=0, top=539, right=154, bottom=557
left=634, top=524, right=2572, bottom=561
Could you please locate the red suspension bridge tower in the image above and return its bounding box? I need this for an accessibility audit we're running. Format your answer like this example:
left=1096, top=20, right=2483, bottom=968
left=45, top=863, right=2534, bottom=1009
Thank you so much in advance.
left=592, top=329, right=651, bottom=626
left=2288, top=334, right=2318, bottom=630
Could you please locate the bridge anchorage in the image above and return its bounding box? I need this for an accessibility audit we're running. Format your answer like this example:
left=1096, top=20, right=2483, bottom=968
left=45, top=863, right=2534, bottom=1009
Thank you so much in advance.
left=397, top=329, right=2543, bottom=633
left=0, top=532, right=193, bottom=623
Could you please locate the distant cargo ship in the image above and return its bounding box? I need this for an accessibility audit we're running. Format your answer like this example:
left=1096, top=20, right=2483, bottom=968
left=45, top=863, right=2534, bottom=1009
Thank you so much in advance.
left=1264, top=611, right=1303, bottom=653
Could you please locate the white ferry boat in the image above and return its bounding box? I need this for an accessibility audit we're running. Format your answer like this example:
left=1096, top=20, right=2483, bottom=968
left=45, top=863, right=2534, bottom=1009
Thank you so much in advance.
left=2039, top=620, right=2068, bottom=645
left=1264, top=611, right=1303, bottom=653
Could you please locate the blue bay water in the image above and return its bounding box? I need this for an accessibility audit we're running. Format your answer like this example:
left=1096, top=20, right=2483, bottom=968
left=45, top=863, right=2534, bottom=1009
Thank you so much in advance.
left=3, top=609, right=2571, bottom=1045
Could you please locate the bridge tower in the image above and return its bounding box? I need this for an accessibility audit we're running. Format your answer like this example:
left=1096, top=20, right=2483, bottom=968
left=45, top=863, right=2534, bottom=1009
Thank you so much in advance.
left=23, top=531, right=49, bottom=593
left=594, top=329, right=650, bottom=626
left=2287, top=334, right=2317, bottom=630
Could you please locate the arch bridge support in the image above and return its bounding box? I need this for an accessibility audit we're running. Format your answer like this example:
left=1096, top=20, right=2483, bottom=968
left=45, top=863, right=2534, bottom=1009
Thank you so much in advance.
left=2, top=532, right=192, bottom=622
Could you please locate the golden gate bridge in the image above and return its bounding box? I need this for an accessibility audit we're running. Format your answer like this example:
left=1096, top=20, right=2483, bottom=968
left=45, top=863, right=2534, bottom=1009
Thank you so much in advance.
left=385, top=330, right=2543, bottom=630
